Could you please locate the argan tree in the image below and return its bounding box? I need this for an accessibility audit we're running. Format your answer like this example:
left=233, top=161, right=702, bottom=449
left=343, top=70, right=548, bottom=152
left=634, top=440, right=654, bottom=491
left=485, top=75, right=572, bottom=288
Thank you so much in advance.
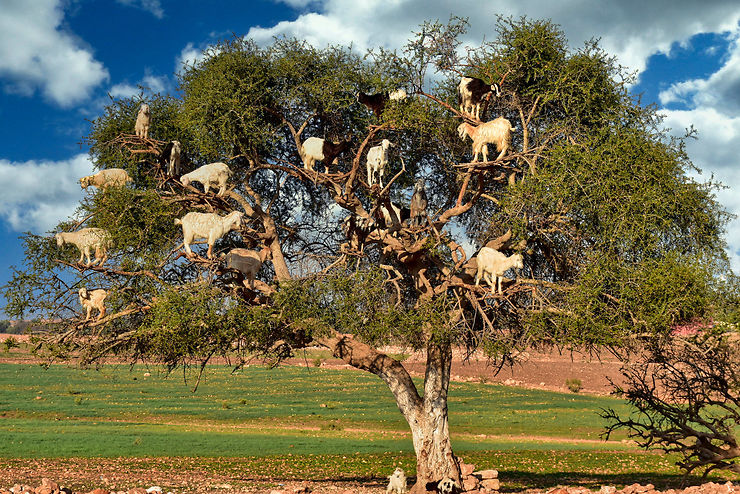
left=603, top=325, right=740, bottom=477
left=3, top=17, right=730, bottom=492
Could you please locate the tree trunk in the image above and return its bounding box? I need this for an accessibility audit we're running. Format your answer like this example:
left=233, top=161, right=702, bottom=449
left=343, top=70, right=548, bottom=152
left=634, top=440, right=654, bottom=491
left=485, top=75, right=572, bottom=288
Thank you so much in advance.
left=409, top=340, right=460, bottom=493
left=318, top=331, right=460, bottom=493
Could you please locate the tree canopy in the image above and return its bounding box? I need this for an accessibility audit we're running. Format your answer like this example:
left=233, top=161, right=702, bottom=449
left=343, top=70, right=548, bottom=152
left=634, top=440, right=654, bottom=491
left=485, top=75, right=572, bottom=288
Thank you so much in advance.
left=2, top=16, right=731, bottom=492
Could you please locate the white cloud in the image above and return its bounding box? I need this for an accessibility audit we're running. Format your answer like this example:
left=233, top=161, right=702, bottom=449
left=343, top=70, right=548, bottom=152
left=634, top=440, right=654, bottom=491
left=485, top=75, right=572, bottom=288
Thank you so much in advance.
left=175, top=42, right=225, bottom=73
left=115, top=0, right=164, bottom=19
left=108, top=74, right=170, bottom=99
left=0, top=154, right=95, bottom=234
left=109, top=82, right=140, bottom=100
left=246, top=0, right=740, bottom=76
left=660, top=107, right=740, bottom=271
left=0, top=0, right=109, bottom=107
left=660, top=32, right=740, bottom=114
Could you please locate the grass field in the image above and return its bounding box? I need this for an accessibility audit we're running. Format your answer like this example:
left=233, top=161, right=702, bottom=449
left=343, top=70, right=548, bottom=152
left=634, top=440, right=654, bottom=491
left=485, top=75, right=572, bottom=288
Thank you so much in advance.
left=0, top=362, right=632, bottom=457
left=0, top=357, right=735, bottom=490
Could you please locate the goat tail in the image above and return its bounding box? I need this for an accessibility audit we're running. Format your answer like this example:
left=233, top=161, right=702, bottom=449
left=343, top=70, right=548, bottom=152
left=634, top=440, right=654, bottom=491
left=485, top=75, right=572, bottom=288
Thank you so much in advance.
left=174, top=218, right=182, bottom=226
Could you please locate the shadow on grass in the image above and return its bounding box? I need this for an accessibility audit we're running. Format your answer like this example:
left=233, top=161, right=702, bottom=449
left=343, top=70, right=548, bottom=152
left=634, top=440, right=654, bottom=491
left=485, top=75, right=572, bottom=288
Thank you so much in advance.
left=499, top=471, right=728, bottom=492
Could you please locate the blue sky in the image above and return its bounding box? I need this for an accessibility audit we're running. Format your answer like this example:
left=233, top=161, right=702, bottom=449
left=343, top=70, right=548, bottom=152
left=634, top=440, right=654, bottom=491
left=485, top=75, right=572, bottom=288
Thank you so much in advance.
left=2, top=0, right=740, bottom=316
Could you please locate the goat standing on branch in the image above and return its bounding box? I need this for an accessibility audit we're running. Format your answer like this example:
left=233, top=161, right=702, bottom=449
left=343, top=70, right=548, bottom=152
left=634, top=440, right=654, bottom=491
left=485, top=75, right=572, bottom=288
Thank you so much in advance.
left=180, top=162, right=232, bottom=196
left=301, top=137, right=352, bottom=173
left=457, top=117, right=515, bottom=162
left=55, top=228, right=112, bottom=266
left=134, top=103, right=151, bottom=139
left=223, top=246, right=272, bottom=290
left=175, top=211, right=244, bottom=258
left=366, top=139, right=394, bottom=187
left=474, top=247, right=524, bottom=294
left=357, top=90, right=407, bottom=118
left=458, top=77, right=500, bottom=120
left=410, top=178, right=428, bottom=227
left=161, top=140, right=181, bottom=177
left=79, top=168, right=133, bottom=190
left=78, top=287, right=107, bottom=321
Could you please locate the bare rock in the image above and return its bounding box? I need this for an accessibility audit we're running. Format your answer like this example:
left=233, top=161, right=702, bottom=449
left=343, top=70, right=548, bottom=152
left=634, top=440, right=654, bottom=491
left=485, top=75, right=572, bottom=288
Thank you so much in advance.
left=128, top=489, right=147, bottom=494
left=460, top=462, right=476, bottom=476
left=481, top=479, right=500, bottom=491
left=87, top=489, right=108, bottom=494
left=463, top=476, right=480, bottom=491
left=568, top=488, right=593, bottom=494
left=475, top=470, right=498, bottom=480
left=601, top=487, right=617, bottom=494
left=546, top=488, right=569, bottom=494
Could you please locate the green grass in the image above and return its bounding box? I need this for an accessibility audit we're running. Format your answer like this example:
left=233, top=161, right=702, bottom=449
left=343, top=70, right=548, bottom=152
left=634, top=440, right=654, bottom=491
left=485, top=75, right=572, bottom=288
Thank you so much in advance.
left=0, top=362, right=632, bottom=458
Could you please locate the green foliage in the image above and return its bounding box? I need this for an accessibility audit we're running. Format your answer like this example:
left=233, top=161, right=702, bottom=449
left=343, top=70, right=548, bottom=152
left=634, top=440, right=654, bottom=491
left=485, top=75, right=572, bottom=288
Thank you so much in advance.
left=565, top=378, right=582, bottom=393
left=2, top=16, right=732, bottom=373
left=86, top=93, right=185, bottom=185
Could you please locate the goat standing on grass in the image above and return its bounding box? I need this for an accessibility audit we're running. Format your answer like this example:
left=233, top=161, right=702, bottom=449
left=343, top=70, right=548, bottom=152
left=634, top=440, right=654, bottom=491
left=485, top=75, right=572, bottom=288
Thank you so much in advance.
left=175, top=210, right=244, bottom=258
left=458, top=77, right=500, bottom=120
left=457, top=116, right=515, bottom=162
left=301, top=137, right=352, bottom=173
left=386, top=467, right=408, bottom=494
left=180, top=162, right=232, bottom=196
left=135, top=103, right=151, bottom=139
left=55, top=228, right=112, bottom=266
left=366, top=139, right=394, bottom=187
left=409, top=178, right=428, bottom=227
left=475, top=247, right=524, bottom=294
left=78, top=288, right=107, bottom=322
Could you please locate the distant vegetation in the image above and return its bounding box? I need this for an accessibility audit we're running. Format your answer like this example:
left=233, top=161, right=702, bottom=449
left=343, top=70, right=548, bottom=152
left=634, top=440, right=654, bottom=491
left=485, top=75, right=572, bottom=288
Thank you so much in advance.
left=0, top=320, right=31, bottom=335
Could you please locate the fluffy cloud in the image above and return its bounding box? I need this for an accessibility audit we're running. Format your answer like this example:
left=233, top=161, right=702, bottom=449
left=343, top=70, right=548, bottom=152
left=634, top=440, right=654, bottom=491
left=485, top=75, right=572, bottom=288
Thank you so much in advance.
left=248, top=0, right=740, bottom=75
left=0, top=154, right=95, bottom=234
left=108, top=74, right=170, bottom=100
left=660, top=33, right=740, bottom=115
left=0, top=0, right=109, bottom=107
left=656, top=29, right=740, bottom=270
left=115, top=0, right=164, bottom=19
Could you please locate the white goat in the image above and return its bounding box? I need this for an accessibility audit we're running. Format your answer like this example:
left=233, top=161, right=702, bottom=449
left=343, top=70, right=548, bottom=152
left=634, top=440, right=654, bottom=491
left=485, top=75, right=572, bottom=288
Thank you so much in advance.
left=167, top=141, right=181, bottom=177
left=388, top=89, right=408, bottom=101
left=180, top=162, right=232, bottom=196
left=386, top=467, right=408, bottom=494
left=175, top=210, right=244, bottom=258
left=223, top=246, right=271, bottom=289
left=79, top=168, right=133, bottom=190
left=135, top=103, right=151, bottom=139
left=457, top=116, right=515, bottom=162
left=78, top=288, right=107, bottom=322
left=366, top=139, right=393, bottom=187
left=55, top=228, right=112, bottom=266
left=475, top=247, right=524, bottom=294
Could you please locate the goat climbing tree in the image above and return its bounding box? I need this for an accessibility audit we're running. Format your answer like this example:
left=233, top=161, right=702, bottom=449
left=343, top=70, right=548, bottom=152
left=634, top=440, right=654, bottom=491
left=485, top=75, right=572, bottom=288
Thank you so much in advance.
left=3, top=17, right=731, bottom=492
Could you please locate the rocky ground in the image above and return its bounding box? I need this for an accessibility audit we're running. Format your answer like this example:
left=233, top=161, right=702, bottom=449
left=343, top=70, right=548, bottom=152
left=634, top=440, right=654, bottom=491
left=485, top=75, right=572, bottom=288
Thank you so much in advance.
left=4, top=478, right=740, bottom=494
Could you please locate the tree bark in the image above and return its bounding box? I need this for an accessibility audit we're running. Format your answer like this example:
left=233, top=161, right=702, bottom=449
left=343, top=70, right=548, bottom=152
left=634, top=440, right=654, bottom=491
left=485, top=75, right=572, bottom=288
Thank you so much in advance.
left=318, top=331, right=460, bottom=493
left=410, top=340, right=460, bottom=493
